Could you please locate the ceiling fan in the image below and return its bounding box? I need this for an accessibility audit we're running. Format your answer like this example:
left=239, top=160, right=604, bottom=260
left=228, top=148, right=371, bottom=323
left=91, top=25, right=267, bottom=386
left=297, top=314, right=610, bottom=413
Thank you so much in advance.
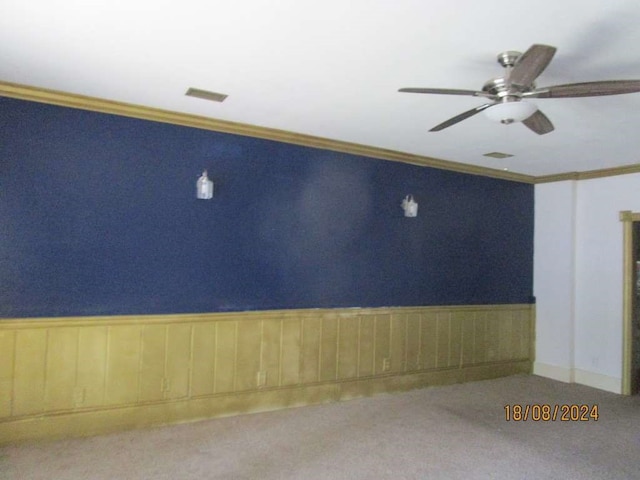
left=398, top=44, right=640, bottom=135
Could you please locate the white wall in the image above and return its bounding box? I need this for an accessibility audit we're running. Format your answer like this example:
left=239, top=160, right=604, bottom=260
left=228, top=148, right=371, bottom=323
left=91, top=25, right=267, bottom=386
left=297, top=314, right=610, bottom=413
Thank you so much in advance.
left=533, top=180, right=576, bottom=382
left=534, top=172, right=640, bottom=393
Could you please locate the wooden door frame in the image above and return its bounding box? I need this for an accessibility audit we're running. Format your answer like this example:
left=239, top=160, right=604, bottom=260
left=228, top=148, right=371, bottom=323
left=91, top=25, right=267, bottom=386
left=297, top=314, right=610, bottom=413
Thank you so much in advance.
left=620, top=211, right=640, bottom=395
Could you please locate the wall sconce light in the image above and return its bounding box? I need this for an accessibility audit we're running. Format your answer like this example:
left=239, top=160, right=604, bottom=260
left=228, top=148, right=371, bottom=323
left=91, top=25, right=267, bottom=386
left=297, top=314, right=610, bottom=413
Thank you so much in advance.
left=401, top=195, right=418, bottom=217
left=196, top=170, right=214, bottom=200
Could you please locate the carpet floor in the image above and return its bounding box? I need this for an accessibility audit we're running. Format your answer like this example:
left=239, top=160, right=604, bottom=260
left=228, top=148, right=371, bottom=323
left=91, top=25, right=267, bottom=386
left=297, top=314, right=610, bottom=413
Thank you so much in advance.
left=1, top=374, right=639, bottom=479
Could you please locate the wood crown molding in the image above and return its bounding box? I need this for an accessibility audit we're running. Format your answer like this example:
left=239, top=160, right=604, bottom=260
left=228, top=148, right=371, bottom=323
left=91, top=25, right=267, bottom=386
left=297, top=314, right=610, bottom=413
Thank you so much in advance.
left=0, top=81, right=534, bottom=183
left=3, top=80, right=638, bottom=184
left=534, top=164, right=640, bottom=184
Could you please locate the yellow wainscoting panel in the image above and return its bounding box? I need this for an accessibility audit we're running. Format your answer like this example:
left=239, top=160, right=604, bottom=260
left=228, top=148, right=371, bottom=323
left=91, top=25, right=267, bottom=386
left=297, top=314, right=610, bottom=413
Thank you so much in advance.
left=191, top=322, right=216, bottom=397
left=301, top=316, right=322, bottom=384
left=280, top=317, right=302, bottom=386
left=358, top=315, right=375, bottom=377
left=105, top=324, right=142, bottom=406
left=0, top=305, right=534, bottom=444
left=0, top=330, right=16, bottom=418
left=76, top=326, right=108, bottom=408
left=12, top=329, right=48, bottom=417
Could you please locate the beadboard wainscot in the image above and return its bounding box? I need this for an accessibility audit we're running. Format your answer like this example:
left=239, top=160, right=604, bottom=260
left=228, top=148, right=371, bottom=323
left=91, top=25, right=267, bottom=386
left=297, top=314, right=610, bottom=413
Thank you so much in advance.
left=0, top=304, right=534, bottom=444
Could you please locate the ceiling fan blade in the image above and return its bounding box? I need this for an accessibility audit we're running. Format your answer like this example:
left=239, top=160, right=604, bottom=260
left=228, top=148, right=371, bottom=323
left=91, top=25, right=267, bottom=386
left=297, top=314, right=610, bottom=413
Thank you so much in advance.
left=510, top=44, right=557, bottom=86
left=399, top=87, right=488, bottom=97
left=522, top=109, right=554, bottom=135
left=528, top=80, right=640, bottom=98
left=430, top=103, right=494, bottom=132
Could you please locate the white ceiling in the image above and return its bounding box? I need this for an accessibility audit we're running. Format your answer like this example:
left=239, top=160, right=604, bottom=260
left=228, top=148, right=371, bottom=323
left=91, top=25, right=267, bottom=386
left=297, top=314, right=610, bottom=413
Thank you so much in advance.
left=2, top=0, right=640, bottom=177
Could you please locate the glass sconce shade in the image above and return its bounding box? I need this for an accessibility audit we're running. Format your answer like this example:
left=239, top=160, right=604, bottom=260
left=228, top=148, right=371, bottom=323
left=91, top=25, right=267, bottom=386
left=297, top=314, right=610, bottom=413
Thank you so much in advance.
left=197, top=170, right=213, bottom=199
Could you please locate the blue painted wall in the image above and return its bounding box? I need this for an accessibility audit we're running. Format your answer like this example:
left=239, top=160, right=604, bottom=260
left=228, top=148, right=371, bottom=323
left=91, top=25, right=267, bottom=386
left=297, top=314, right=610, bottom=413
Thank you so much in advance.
left=0, top=97, right=534, bottom=318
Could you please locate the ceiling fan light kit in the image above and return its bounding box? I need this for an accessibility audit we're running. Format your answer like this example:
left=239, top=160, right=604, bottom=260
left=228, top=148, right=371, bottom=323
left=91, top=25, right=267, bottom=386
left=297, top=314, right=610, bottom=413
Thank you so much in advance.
left=399, top=44, right=640, bottom=135
left=484, top=100, right=537, bottom=124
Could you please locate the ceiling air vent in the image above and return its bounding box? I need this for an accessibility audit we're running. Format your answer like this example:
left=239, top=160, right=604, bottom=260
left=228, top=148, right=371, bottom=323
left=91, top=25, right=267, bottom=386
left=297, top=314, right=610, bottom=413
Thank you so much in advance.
left=483, top=152, right=514, bottom=159
left=185, top=87, right=228, bottom=103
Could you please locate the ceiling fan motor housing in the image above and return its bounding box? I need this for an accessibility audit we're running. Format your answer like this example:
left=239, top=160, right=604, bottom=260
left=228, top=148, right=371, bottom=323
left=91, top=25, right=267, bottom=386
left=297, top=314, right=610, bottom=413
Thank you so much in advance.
left=482, top=78, right=533, bottom=98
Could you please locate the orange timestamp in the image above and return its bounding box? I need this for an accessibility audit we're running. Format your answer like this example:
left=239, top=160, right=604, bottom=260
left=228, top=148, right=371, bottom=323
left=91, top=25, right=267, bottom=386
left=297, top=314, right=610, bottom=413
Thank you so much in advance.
left=504, top=404, right=599, bottom=422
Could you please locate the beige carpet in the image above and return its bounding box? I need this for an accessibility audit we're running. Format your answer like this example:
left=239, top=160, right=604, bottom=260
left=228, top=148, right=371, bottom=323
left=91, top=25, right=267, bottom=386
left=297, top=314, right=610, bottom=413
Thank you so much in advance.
left=2, top=374, right=639, bottom=480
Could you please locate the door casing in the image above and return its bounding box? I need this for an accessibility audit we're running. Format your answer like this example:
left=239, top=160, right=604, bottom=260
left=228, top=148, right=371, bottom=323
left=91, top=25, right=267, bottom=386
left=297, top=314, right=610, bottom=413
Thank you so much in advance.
left=620, top=211, right=640, bottom=395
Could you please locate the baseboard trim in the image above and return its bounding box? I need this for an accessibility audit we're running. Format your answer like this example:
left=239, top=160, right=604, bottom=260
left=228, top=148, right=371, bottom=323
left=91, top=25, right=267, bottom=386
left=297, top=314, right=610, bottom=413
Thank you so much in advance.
left=0, top=361, right=531, bottom=445
left=573, top=369, right=621, bottom=394
left=533, top=362, right=573, bottom=383
left=534, top=362, right=621, bottom=394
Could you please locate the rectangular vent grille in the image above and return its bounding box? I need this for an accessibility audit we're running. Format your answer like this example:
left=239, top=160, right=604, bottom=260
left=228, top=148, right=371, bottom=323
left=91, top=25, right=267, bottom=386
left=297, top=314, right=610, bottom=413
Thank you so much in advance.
left=185, top=87, right=228, bottom=103
left=483, top=151, right=514, bottom=159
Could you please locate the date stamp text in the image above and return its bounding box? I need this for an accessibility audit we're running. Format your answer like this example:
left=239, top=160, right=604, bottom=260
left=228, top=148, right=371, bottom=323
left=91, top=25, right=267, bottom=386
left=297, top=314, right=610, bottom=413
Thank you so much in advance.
left=504, top=404, right=599, bottom=422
